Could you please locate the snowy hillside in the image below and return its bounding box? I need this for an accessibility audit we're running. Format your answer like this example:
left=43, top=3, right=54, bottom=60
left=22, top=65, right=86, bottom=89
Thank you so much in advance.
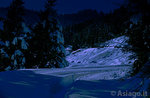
left=66, top=36, right=135, bottom=67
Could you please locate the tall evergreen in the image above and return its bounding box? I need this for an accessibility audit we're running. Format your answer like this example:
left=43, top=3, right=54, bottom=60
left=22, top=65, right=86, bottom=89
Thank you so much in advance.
left=30, top=0, right=68, bottom=68
left=0, top=0, right=28, bottom=71
left=3, top=0, right=24, bottom=40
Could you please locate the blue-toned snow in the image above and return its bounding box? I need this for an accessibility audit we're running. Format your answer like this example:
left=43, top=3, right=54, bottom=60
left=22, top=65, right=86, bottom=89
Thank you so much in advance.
left=0, top=36, right=149, bottom=98
left=0, top=41, right=5, bottom=46
left=66, top=36, right=135, bottom=66
left=12, top=37, right=28, bottom=50
left=0, top=64, right=149, bottom=98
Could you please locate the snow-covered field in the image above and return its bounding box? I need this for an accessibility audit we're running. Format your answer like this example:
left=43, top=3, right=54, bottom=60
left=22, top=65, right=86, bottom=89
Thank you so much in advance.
left=0, top=36, right=149, bottom=98
left=0, top=66, right=149, bottom=98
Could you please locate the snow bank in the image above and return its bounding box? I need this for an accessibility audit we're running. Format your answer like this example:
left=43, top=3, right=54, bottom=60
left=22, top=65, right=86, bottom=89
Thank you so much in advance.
left=0, top=61, right=149, bottom=98
left=66, top=62, right=150, bottom=98
left=0, top=70, right=74, bottom=98
left=0, top=63, right=149, bottom=98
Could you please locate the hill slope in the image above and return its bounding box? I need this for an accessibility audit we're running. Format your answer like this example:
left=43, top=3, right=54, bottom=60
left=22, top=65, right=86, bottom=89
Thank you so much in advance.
left=66, top=36, right=135, bottom=67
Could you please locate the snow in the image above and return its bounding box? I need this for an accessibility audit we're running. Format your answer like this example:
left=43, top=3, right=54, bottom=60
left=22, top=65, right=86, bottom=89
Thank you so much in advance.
left=0, top=64, right=149, bottom=98
left=0, top=70, right=73, bottom=98
left=21, top=38, right=28, bottom=50
left=22, top=23, right=31, bottom=33
left=52, top=30, right=65, bottom=44
left=0, top=41, right=5, bottom=46
left=12, top=37, right=18, bottom=45
left=0, top=49, right=9, bottom=58
left=66, top=77, right=149, bottom=98
left=5, top=41, right=9, bottom=47
left=67, top=36, right=135, bottom=67
left=12, top=37, right=28, bottom=50
left=25, top=64, right=130, bottom=80
left=12, top=50, right=24, bottom=57
left=65, top=45, right=72, bottom=56
left=11, top=50, right=25, bottom=68
left=0, top=36, right=149, bottom=98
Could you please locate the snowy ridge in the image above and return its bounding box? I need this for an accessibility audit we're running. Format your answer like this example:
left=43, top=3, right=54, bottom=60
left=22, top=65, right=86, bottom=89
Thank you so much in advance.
left=102, top=35, right=129, bottom=47
left=67, top=36, right=135, bottom=67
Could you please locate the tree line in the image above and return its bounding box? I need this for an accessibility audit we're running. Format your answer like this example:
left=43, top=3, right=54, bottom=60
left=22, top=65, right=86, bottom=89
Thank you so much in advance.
left=0, top=0, right=68, bottom=71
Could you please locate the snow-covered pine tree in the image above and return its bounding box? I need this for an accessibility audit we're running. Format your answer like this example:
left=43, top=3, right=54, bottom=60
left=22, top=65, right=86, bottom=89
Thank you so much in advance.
left=1, top=0, right=29, bottom=70
left=11, top=32, right=29, bottom=69
left=30, top=0, right=68, bottom=68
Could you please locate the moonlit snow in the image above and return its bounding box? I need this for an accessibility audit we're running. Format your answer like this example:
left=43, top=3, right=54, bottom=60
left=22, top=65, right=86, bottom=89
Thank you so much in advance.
left=67, top=36, right=135, bottom=67
left=0, top=36, right=149, bottom=98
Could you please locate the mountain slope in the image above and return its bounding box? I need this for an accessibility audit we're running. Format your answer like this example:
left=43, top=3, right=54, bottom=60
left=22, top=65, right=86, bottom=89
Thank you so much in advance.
left=66, top=36, right=135, bottom=67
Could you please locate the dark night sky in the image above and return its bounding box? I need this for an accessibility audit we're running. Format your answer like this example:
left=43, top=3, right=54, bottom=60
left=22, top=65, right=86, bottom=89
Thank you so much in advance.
left=0, top=0, right=124, bottom=14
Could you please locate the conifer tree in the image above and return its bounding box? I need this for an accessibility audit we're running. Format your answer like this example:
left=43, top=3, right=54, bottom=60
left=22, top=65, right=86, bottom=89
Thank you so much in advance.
left=0, top=0, right=28, bottom=70
left=30, top=0, right=68, bottom=68
left=3, top=0, right=24, bottom=40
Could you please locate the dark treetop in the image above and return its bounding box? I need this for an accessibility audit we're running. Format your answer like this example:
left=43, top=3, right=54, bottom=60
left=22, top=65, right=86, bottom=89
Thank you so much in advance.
left=0, top=0, right=124, bottom=14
